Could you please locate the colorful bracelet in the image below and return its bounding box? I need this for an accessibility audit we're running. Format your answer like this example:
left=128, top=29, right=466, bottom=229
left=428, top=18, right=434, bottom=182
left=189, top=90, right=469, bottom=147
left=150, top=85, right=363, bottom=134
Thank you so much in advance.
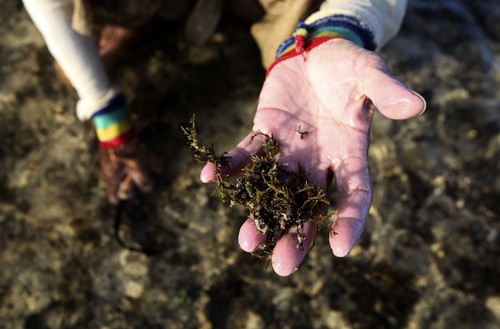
left=267, top=15, right=376, bottom=75
left=91, top=93, right=136, bottom=149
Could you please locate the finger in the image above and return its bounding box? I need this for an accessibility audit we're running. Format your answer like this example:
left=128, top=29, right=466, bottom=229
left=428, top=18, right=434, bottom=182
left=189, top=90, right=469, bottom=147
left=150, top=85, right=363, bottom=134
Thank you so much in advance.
left=97, top=148, right=122, bottom=205
left=107, top=187, right=120, bottom=205
left=267, top=159, right=325, bottom=276
left=330, top=155, right=372, bottom=257
left=117, top=175, right=135, bottom=201
left=101, top=165, right=121, bottom=205
left=359, top=57, right=426, bottom=120
left=200, top=162, right=218, bottom=183
left=238, top=218, right=268, bottom=252
left=121, top=158, right=154, bottom=192
left=200, top=131, right=265, bottom=183
left=272, top=221, right=316, bottom=276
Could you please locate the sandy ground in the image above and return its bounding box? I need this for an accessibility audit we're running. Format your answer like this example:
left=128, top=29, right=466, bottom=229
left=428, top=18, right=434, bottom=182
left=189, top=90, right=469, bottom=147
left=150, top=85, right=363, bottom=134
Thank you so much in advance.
left=1, top=0, right=499, bottom=328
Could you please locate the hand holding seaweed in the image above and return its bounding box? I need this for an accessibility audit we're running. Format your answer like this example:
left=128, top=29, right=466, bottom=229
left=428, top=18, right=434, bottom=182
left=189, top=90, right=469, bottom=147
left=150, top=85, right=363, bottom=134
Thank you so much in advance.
left=197, top=39, right=425, bottom=276
left=183, top=116, right=330, bottom=263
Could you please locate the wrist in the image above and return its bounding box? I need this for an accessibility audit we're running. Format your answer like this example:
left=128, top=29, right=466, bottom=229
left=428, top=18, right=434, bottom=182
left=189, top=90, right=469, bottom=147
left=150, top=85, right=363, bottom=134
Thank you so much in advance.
left=267, top=15, right=375, bottom=75
left=91, top=93, right=136, bottom=149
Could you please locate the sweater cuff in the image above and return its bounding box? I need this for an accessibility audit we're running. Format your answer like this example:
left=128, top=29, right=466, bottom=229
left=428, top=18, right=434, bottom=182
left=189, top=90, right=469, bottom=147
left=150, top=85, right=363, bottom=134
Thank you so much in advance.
left=267, top=15, right=375, bottom=75
left=91, top=93, right=136, bottom=149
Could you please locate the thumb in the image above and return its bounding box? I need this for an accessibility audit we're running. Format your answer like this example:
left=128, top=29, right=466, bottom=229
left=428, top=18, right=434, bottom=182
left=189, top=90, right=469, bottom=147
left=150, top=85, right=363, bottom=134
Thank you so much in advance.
left=359, top=58, right=426, bottom=120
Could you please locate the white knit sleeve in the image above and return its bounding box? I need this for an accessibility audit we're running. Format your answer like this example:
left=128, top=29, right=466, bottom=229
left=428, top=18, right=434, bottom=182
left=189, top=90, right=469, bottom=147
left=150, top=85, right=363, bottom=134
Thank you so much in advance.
left=22, top=0, right=119, bottom=120
left=305, top=0, right=408, bottom=50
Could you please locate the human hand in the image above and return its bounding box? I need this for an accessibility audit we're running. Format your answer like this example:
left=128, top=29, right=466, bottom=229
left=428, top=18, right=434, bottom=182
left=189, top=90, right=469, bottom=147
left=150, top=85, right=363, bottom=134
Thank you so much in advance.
left=201, top=38, right=426, bottom=276
left=97, top=139, right=156, bottom=205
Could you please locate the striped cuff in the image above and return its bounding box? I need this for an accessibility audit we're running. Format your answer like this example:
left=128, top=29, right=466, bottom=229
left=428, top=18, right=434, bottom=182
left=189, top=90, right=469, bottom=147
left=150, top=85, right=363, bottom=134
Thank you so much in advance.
left=91, top=93, right=136, bottom=149
left=267, top=15, right=375, bottom=75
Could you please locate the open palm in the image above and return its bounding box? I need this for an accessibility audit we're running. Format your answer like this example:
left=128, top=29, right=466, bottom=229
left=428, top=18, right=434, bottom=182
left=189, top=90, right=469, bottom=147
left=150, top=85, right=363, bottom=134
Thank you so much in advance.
left=202, top=39, right=425, bottom=276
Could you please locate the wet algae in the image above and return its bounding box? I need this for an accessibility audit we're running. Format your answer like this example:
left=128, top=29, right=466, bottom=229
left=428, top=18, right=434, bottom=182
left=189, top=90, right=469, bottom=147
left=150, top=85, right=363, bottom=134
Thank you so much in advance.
left=183, top=116, right=330, bottom=258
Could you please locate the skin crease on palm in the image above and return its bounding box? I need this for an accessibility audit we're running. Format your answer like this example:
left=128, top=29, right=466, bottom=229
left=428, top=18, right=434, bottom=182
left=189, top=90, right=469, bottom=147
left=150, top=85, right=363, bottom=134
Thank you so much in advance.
left=200, top=38, right=426, bottom=276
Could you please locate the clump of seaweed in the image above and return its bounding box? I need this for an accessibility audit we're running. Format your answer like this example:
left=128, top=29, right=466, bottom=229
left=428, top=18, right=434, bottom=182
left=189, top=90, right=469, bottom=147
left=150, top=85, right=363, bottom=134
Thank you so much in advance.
left=182, top=115, right=330, bottom=258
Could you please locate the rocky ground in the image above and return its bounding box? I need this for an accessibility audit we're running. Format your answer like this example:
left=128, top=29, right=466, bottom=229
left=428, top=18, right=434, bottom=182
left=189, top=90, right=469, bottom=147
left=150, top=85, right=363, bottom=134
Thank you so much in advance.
left=1, top=0, right=499, bottom=328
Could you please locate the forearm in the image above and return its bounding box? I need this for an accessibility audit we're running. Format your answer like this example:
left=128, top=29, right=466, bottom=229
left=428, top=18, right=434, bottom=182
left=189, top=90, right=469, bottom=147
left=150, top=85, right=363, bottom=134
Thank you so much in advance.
left=306, top=0, right=408, bottom=50
left=23, top=0, right=118, bottom=120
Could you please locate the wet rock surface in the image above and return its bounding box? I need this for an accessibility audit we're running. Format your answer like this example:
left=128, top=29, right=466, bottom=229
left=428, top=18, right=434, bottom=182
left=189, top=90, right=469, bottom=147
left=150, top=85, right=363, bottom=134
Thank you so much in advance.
left=0, top=0, right=499, bottom=328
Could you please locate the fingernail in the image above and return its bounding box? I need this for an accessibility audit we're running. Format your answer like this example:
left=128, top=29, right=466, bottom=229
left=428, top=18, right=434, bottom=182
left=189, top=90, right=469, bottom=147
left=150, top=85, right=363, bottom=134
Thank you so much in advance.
left=330, top=234, right=353, bottom=257
left=200, top=164, right=216, bottom=183
left=332, top=245, right=351, bottom=257
left=272, top=260, right=292, bottom=277
left=412, top=91, right=427, bottom=116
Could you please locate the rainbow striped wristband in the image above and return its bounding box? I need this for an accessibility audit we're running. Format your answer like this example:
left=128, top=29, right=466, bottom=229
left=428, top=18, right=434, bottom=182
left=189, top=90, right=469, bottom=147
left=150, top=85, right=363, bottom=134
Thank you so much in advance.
left=267, top=15, right=376, bottom=75
left=91, top=93, right=135, bottom=149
